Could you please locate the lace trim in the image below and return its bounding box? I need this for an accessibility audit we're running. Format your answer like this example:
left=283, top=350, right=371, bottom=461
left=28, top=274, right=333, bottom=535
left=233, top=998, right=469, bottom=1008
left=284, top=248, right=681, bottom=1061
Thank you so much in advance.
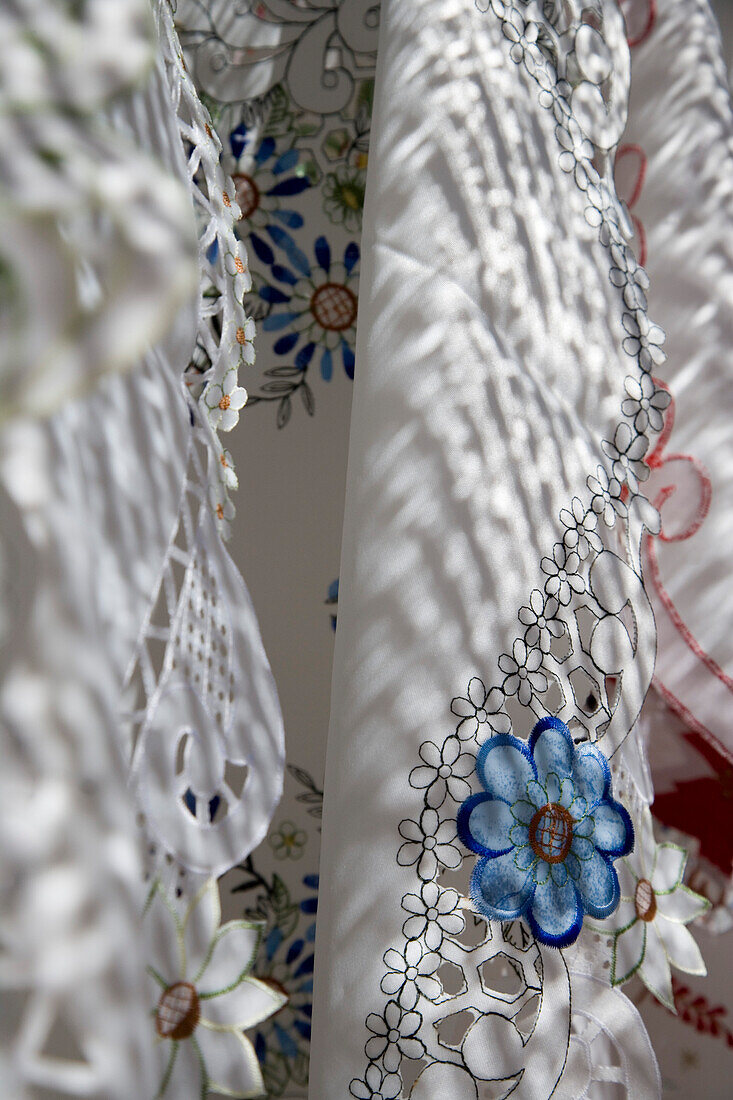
left=157, top=0, right=256, bottom=535
left=351, top=1, right=684, bottom=1094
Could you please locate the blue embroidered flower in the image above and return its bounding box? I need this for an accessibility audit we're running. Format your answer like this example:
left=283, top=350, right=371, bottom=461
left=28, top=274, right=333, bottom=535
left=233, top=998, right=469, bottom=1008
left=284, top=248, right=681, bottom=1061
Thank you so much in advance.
left=260, top=236, right=359, bottom=381
left=228, top=130, right=311, bottom=269
left=457, top=716, right=633, bottom=947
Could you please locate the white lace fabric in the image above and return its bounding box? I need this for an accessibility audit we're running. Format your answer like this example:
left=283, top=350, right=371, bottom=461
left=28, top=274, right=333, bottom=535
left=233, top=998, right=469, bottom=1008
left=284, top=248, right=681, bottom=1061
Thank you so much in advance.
left=0, top=2, right=284, bottom=1096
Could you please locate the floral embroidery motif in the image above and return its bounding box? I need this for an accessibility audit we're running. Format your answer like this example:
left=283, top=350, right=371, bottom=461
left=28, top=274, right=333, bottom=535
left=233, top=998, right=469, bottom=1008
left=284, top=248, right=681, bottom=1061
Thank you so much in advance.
left=233, top=782, right=320, bottom=1097
left=145, top=879, right=285, bottom=1098
left=458, top=717, right=633, bottom=947
left=269, top=820, right=308, bottom=861
left=176, top=3, right=376, bottom=426
left=602, top=808, right=709, bottom=1010
left=352, top=0, right=704, bottom=1093
left=260, top=236, right=359, bottom=382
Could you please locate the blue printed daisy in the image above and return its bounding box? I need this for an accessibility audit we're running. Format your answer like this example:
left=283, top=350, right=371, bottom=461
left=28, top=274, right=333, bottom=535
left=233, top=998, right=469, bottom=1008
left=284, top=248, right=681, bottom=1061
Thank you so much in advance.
left=228, top=129, right=311, bottom=265
left=260, top=236, right=359, bottom=381
left=457, top=716, right=633, bottom=947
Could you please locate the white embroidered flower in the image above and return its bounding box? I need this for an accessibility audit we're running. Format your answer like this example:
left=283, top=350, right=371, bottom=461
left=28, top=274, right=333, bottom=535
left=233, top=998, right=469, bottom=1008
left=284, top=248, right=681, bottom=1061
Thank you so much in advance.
left=364, top=1000, right=425, bottom=1072
left=224, top=243, right=252, bottom=301
left=451, top=676, right=511, bottom=739
left=380, top=939, right=442, bottom=1007
left=503, top=8, right=539, bottom=69
left=602, top=421, right=649, bottom=493
left=540, top=543, right=585, bottom=606
left=560, top=496, right=603, bottom=560
left=498, top=638, right=547, bottom=704
left=397, top=808, right=462, bottom=880
left=218, top=448, right=239, bottom=491
left=622, top=373, right=670, bottom=434
left=601, top=810, right=709, bottom=1011
left=556, top=118, right=594, bottom=189
left=349, top=1063, right=401, bottom=1100
left=409, top=735, right=475, bottom=807
left=519, top=590, right=564, bottom=654
left=145, top=879, right=285, bottom=1099
left=621, top=310, right=666, bottom=371
left=587, top=464, right=627, bottom=527
left=401, top=882, right=465, bottom=950
left=209, top=483, right=236, bottom=540
left=609, top=242, right=650, bottom=310
left=204, top=366, right=248, bottom=432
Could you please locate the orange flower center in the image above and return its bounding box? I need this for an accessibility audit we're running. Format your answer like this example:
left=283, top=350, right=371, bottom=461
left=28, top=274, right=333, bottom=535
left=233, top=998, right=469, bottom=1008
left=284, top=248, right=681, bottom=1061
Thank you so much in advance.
left=236, top=326, right=247, bottom=345
left=218, top=394, right=231, bottom=410
left=156, top=982, right=200, bottom=1040
left=310, top=283, right=357, bottom=332
left=234, top=256, right=245, bottom=274
left=529, top=803, right=574, bottom=864
left=634, top=878, right=657, bottom=922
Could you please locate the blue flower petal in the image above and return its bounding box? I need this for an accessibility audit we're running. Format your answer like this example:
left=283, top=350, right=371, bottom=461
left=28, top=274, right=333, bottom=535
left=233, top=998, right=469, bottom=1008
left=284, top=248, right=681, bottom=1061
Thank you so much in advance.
left=530, top=716, right=574, bottom=782
left=470, top=850, right=534, bottom=920
left=303, top=874, right=320, bottom=889
left=572, top=848, right=619, bottom=919
left=295, top=342, right=316, bottom=370
left=274, top=1023, right=298, bottom=1058
left=262, top=312, right=302, bottom=332
left=294, top=1019, right=311, bottom=1040
left=272, top=148, right=299, bottom=175
left=294, top=953, right=315, bottom=977
left=592, top=800, right=633, bottom=857
left=266, top=226, right=311, bottom=275
left=271, top=209, right=304, bottom=229
left=265, top=926, right=283, bottom=961
left=206, top=238, right=219, bottom=264
left=272, top=263, right=299, bottom=286
left=267, top=177, right=311, bottom=197
left=342, top=340, right=355, bottom=379
left=230, top=124, right=250, bottom=160
left=458, top=794, right=514, bottom=856
left=315, top=235, right=331, bottom=273
left=476, top=734, right=536, bottom=805
left=259, top=285, right=291, bottom=304
left=274, top=332, right=300, bottom=355
left=249, top=232, right=275, bottom=266
left=344, top=241, right=360, bottom=273
left=255, top=137, right=276, bottom=165
left=286, top=939, right=304, bottom=966
left=572, top=744, right=610, bottom=810
left=320, top=347, right=333, bottom=381
left=528, top=876, right=583, bottom=947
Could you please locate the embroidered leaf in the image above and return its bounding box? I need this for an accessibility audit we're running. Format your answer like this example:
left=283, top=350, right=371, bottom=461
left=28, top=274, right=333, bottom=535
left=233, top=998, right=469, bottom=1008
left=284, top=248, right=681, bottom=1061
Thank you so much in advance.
left=502, top=919, right=533, bottom=952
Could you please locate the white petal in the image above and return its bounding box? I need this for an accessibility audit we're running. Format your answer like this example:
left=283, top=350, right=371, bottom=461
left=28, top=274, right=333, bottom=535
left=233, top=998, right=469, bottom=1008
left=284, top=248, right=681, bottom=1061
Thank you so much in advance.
left=651, top=844, right=686, bottom=894
left=158, top=1038, right=204, bottom=1098
left=657, top=917, right=707, bottom=976
left=183, top=879, right=221, bottom=980
left=637, top=923, right=675, bottom=1011
left=612, top=919, right=645, bottom=985
left=198, top=1026, right=264, bottom=1098
left=145, top=882, right=184, bottom=984
left=655, top=885, right=710, bottom=925
left=200, top=976, right=286, bottom=1030
left=196, top=922, right=261, bottom=994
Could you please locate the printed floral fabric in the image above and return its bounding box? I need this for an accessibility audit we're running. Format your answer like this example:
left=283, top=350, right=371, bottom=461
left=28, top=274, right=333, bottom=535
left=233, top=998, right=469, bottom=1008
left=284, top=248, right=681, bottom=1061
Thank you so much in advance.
left=171, top=2, right=378, bottom=1094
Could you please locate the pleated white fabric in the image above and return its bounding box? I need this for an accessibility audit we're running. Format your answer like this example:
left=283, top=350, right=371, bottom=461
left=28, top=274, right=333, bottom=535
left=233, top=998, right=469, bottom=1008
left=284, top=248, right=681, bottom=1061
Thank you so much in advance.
left=310, top=1, right=655, bottom=1095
